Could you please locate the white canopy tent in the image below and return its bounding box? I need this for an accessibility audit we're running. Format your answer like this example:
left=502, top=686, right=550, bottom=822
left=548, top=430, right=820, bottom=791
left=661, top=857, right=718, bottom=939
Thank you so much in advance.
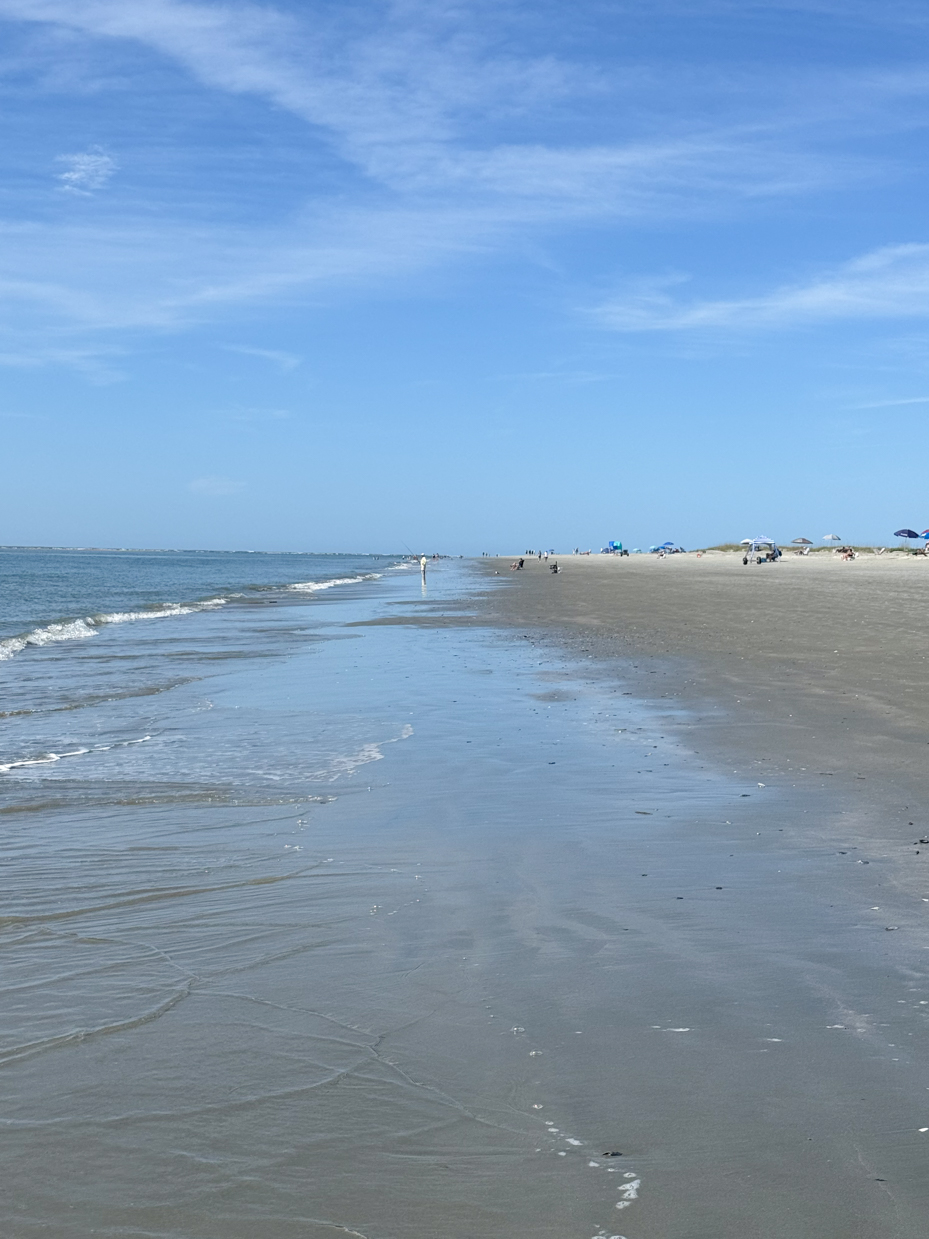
left=743, top=537, right=780, bottom=563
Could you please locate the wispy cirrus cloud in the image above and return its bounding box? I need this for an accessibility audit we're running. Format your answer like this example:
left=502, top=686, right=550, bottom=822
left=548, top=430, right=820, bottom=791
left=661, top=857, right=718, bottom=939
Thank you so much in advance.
left=853, top=394, right=929, bottom=408
left=595, top=244, right=929, bottom=332
left=222, top=345, right=301, bottom=371
left=188, top=474, right=244, bottom=496
left=0, top=0, right=853, bottom=209
left=0, top=0, right=573, bottom=186
left=56, top=146, right=117, bottom=194
left=0, top=0, right=925, bottom=369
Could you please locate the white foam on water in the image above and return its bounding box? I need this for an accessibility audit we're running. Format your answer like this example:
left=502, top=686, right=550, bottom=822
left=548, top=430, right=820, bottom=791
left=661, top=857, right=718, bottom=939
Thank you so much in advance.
left=0, top=598, right=229, bottom=661
left=103, top=598, right=228, bottom=623
left=327, top=742, right=385, bottom=780
left=0, top=618, right=97, bottom=659
left=0, top=747, right=91, bottom=771
left=288, top=573, right=382, bottom=593
left=0, top=735, right=152, bottom=774
left=0, top=566, right=388, bottom=663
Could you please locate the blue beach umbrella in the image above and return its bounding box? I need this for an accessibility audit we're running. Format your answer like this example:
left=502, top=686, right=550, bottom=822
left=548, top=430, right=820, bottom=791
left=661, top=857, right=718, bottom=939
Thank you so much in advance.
left=895, top=528, right=920, bottom=547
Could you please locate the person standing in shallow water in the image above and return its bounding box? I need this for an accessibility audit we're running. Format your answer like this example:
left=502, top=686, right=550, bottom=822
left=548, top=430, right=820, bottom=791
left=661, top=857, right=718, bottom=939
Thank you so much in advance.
left=420, top=555, right=427, bottom=579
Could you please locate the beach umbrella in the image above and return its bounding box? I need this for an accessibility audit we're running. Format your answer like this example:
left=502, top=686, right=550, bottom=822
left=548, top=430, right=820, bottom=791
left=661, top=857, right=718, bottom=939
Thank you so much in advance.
left=823, top=534, right=840, bottom=542
left=791, top=537, right=813, bottom=545
left=895, top=528, right=920, bottom=547
left=739, top=539, right=751, bottom=546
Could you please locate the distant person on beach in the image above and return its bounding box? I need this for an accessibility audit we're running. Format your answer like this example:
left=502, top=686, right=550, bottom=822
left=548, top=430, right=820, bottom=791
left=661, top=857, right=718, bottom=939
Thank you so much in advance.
left=420, top=556, right=427, bottom=579
left=550, top=561, right=559, bottom=574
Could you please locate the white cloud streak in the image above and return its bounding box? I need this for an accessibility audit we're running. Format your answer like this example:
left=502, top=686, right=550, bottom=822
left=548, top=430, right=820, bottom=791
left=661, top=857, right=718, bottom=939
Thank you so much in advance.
left=56, top=146, right=117, bottom=193
left=595, top=244, right=929, bottom=332
left=854, top=394, right=929, bottom=408
left=0, top=0, right=923, bottom=363
left=188, top=475, right=244, bottom=495
left=0, top=0, right=866, bottom=210
left=222, top=345, right=301, bottom=371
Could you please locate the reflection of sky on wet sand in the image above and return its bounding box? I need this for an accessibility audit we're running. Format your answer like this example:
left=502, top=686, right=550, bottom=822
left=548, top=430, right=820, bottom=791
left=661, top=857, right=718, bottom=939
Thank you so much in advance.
left=3, top=562, right=929, bottom=1237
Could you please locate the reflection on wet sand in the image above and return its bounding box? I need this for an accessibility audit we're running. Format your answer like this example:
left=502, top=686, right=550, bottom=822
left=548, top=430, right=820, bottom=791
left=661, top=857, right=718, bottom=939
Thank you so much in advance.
left=3, top=562, right=929, bottom=1237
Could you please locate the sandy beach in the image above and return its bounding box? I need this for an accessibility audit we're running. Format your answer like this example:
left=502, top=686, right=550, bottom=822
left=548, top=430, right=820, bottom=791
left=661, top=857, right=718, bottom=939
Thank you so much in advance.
left=359, top=553, right=929, bottom=1234
left=6, top=554, right=929, bottom=1238
left=479, top=551, right=929, bottom=834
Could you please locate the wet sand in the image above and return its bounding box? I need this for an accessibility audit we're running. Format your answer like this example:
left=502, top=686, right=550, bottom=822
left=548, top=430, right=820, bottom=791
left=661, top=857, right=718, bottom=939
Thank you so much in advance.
left=458, top=552, right=929, bottom=1234
left=358, top=555, right=929, bottom=1234
left=478, top=551, right=929, bottom=853
left=6, top=559, right=929, bottom=1238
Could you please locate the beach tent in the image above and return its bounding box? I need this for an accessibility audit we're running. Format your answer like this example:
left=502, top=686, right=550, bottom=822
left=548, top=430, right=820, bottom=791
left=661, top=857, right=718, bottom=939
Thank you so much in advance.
left=743, top=537, right=779, bottom=564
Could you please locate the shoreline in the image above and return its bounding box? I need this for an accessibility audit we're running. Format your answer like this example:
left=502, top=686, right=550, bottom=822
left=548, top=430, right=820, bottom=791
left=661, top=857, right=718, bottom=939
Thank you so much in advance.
left=475, top=552, right=929, bottom=831
left=354, top=557, right=929, bottom=1232
left=7, top=557, right=929, bottom=1236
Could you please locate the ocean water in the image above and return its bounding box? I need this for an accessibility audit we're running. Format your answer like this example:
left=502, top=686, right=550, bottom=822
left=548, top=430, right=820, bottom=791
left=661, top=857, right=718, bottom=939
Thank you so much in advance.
left=0, top=548, right=400, bottom=794
left=0, top=547, right=392, bottom=658
left=4, top=552, right=929, bottom=1238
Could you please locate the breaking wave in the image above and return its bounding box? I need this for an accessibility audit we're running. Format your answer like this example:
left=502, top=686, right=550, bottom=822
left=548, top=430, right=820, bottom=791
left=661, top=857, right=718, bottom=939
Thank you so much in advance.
left=287, top=573, right=382, bottom=593
left=0, top=571, right=387, bottom=662
left=0, top=735, right=152, bottom=774
left=0, top=599, right=229, bottom=662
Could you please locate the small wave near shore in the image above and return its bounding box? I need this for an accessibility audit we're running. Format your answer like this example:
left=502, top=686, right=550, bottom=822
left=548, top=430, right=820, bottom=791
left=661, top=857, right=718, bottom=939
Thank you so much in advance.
left=0, top=569, right=389, bottom=662
left=0, top=599, right=229, bottom=661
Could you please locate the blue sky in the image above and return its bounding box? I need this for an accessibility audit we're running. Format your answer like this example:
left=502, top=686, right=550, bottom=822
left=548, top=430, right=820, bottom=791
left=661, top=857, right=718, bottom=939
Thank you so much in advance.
left=2, top=0, right=929, bottom=551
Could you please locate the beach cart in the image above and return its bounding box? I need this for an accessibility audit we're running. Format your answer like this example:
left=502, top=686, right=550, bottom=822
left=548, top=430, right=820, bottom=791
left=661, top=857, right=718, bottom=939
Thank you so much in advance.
left=742, top=538, right=780, bottom=565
